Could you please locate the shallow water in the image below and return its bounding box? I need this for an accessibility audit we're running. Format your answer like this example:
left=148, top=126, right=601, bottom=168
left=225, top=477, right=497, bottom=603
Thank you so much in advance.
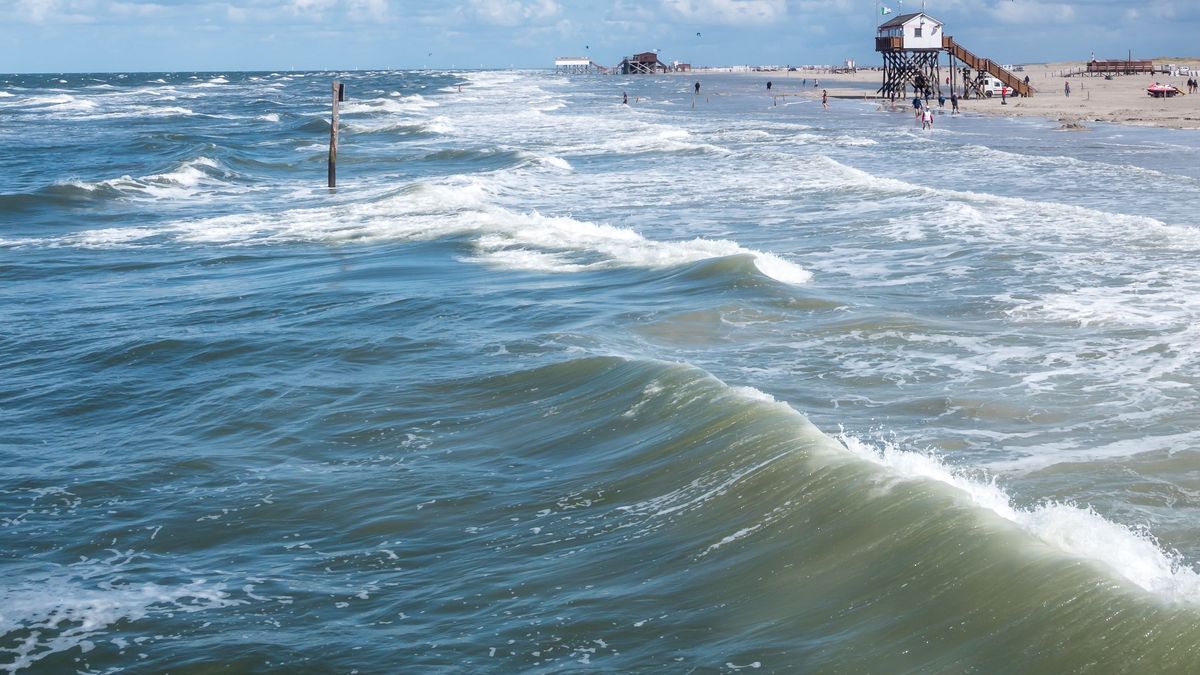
left=2, top=69, right=1200, bottom=672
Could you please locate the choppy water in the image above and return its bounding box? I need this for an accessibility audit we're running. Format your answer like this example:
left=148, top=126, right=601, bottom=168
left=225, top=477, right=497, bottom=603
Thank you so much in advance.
left=3, top=69, right=1200, bottom=672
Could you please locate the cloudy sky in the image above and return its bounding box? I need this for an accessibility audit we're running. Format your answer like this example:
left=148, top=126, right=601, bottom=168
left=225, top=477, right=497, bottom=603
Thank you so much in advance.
left=2, top=0, right=1197, bottom=73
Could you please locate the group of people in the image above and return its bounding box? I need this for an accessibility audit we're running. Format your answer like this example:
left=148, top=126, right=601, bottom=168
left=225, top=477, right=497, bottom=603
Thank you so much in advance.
left=909, top=89, right=960, bottom=130
left=1187, top=77, right=1199, bottom=95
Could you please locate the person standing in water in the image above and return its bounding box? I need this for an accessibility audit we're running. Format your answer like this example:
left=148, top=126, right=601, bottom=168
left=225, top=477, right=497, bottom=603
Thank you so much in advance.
left=694, top=81, right=700, bottom=95
left=767, top=81, right=772, bottom=91
left=623, top=92, right=628, bottom=104
left=822, top=89, right=829, bottom=109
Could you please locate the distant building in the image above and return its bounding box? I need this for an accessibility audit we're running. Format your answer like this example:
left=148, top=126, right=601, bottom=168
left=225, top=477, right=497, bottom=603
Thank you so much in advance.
left=620, top=51, right=668, bottom=75
left=555, top=57, right=596, bottom=74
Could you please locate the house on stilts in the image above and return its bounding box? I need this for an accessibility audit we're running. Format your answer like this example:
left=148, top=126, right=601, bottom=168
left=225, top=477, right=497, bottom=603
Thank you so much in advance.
left=876, top=12, right=1033, bottom=100
left=619, top=52, right=669, bottom=74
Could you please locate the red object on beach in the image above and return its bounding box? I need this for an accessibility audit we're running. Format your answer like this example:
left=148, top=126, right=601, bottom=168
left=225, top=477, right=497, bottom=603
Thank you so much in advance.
left=1146, top=83, right=1182, bottom=98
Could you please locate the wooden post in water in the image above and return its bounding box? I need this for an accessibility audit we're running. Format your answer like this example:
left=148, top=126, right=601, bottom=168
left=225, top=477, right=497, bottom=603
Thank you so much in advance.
left=328, top=80, right=345, bottom=188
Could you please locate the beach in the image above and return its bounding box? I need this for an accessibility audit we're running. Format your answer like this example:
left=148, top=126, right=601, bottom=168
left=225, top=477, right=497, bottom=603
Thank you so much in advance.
left=693, top=59, right=1200, bottom=129
left=3, top=69, right=1200, bottom=672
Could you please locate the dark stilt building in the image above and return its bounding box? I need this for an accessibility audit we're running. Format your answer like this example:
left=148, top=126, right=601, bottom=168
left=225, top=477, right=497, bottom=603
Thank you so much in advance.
left=620, top=52, right=669, bottom=75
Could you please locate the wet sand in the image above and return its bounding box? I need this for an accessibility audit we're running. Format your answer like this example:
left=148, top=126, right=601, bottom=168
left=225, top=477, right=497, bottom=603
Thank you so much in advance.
left=690, top=61, right=1200, bottom=129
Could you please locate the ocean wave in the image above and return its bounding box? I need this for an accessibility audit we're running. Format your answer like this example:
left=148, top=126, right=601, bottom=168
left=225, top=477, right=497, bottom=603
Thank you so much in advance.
left=4, top=179, right=810, bottom=284
left=341, top=117, right=453, bottom=136
left=341, top=95, right=439, bottom=116
left=812, top=156, right=1200, bottom=250
left=466, top=355, right=1200, bottom=620
left=56, top=156, right=239, bottom=202
left=835, top=431, right=1200, bottom=602
left=568, top=126, right=730, bottom=157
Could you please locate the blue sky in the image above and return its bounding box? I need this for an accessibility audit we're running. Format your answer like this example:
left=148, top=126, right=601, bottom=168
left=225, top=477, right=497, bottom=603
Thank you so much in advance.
left=2, top=0, right=1198, bottom=73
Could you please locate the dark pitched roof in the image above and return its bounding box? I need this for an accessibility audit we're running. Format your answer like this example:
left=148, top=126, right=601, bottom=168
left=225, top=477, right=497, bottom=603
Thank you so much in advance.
left=878, top=12, right=937, bottom=29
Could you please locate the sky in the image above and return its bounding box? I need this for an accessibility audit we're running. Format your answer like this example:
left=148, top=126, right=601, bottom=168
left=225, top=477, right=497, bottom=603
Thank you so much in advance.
left=1, top=0, right=1198, bottom=73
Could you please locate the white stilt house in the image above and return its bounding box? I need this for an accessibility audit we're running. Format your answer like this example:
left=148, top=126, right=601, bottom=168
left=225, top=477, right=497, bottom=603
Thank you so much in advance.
left=876, top=11, right=1034, bottom=99
left=876, top=12, right=945, bottom=99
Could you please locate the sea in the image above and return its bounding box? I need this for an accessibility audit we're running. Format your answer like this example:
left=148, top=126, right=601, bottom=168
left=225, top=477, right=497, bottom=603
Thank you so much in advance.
left=2, top=68, right=1200, bottom=673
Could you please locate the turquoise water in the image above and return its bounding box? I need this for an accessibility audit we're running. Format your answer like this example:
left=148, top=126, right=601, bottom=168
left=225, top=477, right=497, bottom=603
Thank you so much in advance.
left=2, top=69, right=1200, bottom=672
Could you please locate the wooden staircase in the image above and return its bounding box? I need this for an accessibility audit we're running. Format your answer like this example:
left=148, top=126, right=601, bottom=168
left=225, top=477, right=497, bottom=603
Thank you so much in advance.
left=944, top=36, right=1034, bottom=97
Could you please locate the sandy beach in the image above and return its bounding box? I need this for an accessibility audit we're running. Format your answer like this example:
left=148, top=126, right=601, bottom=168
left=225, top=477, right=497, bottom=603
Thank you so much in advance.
left=694, top=60, right=1200, bottom=129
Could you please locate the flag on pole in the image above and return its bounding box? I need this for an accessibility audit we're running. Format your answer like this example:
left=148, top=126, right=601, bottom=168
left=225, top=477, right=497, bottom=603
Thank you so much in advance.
left=881, top=5, right=893, bottom=14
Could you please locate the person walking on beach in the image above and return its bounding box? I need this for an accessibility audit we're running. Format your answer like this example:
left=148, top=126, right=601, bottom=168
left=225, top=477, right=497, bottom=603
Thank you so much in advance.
left=822, top=89, right=829, bottom=109
left=1064, top=81, right=1071, bottom=97
left=950, top=91, right=959, bottom=114
left=938, top=92, right=945, bottom=108
left=921, top=107, right=934, bottom=130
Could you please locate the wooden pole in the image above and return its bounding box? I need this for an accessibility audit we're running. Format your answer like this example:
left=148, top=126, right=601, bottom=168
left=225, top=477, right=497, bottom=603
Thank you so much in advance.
left=328, top=80, right=343, bottom=188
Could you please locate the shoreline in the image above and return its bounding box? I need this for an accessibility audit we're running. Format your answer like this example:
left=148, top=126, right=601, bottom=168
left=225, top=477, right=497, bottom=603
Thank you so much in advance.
left=681, top=61, right=1200, bottom=130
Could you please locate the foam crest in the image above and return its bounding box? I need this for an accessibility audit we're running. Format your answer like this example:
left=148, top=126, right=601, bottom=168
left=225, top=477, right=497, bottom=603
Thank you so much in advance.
left=43, top=179, right=809, bottom=284
left=572, top=127, right=729, bottom=156
left=64, top=156, right=234, bottom=201
left=341, top=96, right=438, bottom=115
left=516, top=152, right=572, bottom=172
left=465, top=210, right=810, bottom=284
left=836, top=431, right=1200, bottom=602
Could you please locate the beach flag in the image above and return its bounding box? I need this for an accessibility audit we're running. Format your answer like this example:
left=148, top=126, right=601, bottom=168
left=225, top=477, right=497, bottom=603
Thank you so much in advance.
left=881, top=5, right=893, bottom=14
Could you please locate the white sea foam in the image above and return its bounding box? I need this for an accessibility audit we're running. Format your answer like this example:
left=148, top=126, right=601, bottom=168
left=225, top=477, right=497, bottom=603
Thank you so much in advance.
left=836, top=431, right=1200, bottom=602
left=982, top=432, right=1200, bottom=473
left=258, top=112, right=280, bottom=122
left=0, top=573, right=240, bottom=672
left=83, top=105, right=195, bottom=120
left=63, top=156, right=233, bottom=202
left=516, top=152, right=572, bottom=172
left=30, top=178, right=809, bottom=283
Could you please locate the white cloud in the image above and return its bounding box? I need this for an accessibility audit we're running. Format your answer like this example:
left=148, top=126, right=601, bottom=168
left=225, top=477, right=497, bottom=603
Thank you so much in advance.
left=109, top=2, right=168, bottom=18
left=468, top=0, right=561, bottom=26
left=662, top=0, right=786, bottom=26
left=291, top=0, right=339, bottom=14
left=347, top=0, right=388, bottom=21
left=989, top=1, right=1076, bottom=24
left=15, top=0, right=95, bottom=23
